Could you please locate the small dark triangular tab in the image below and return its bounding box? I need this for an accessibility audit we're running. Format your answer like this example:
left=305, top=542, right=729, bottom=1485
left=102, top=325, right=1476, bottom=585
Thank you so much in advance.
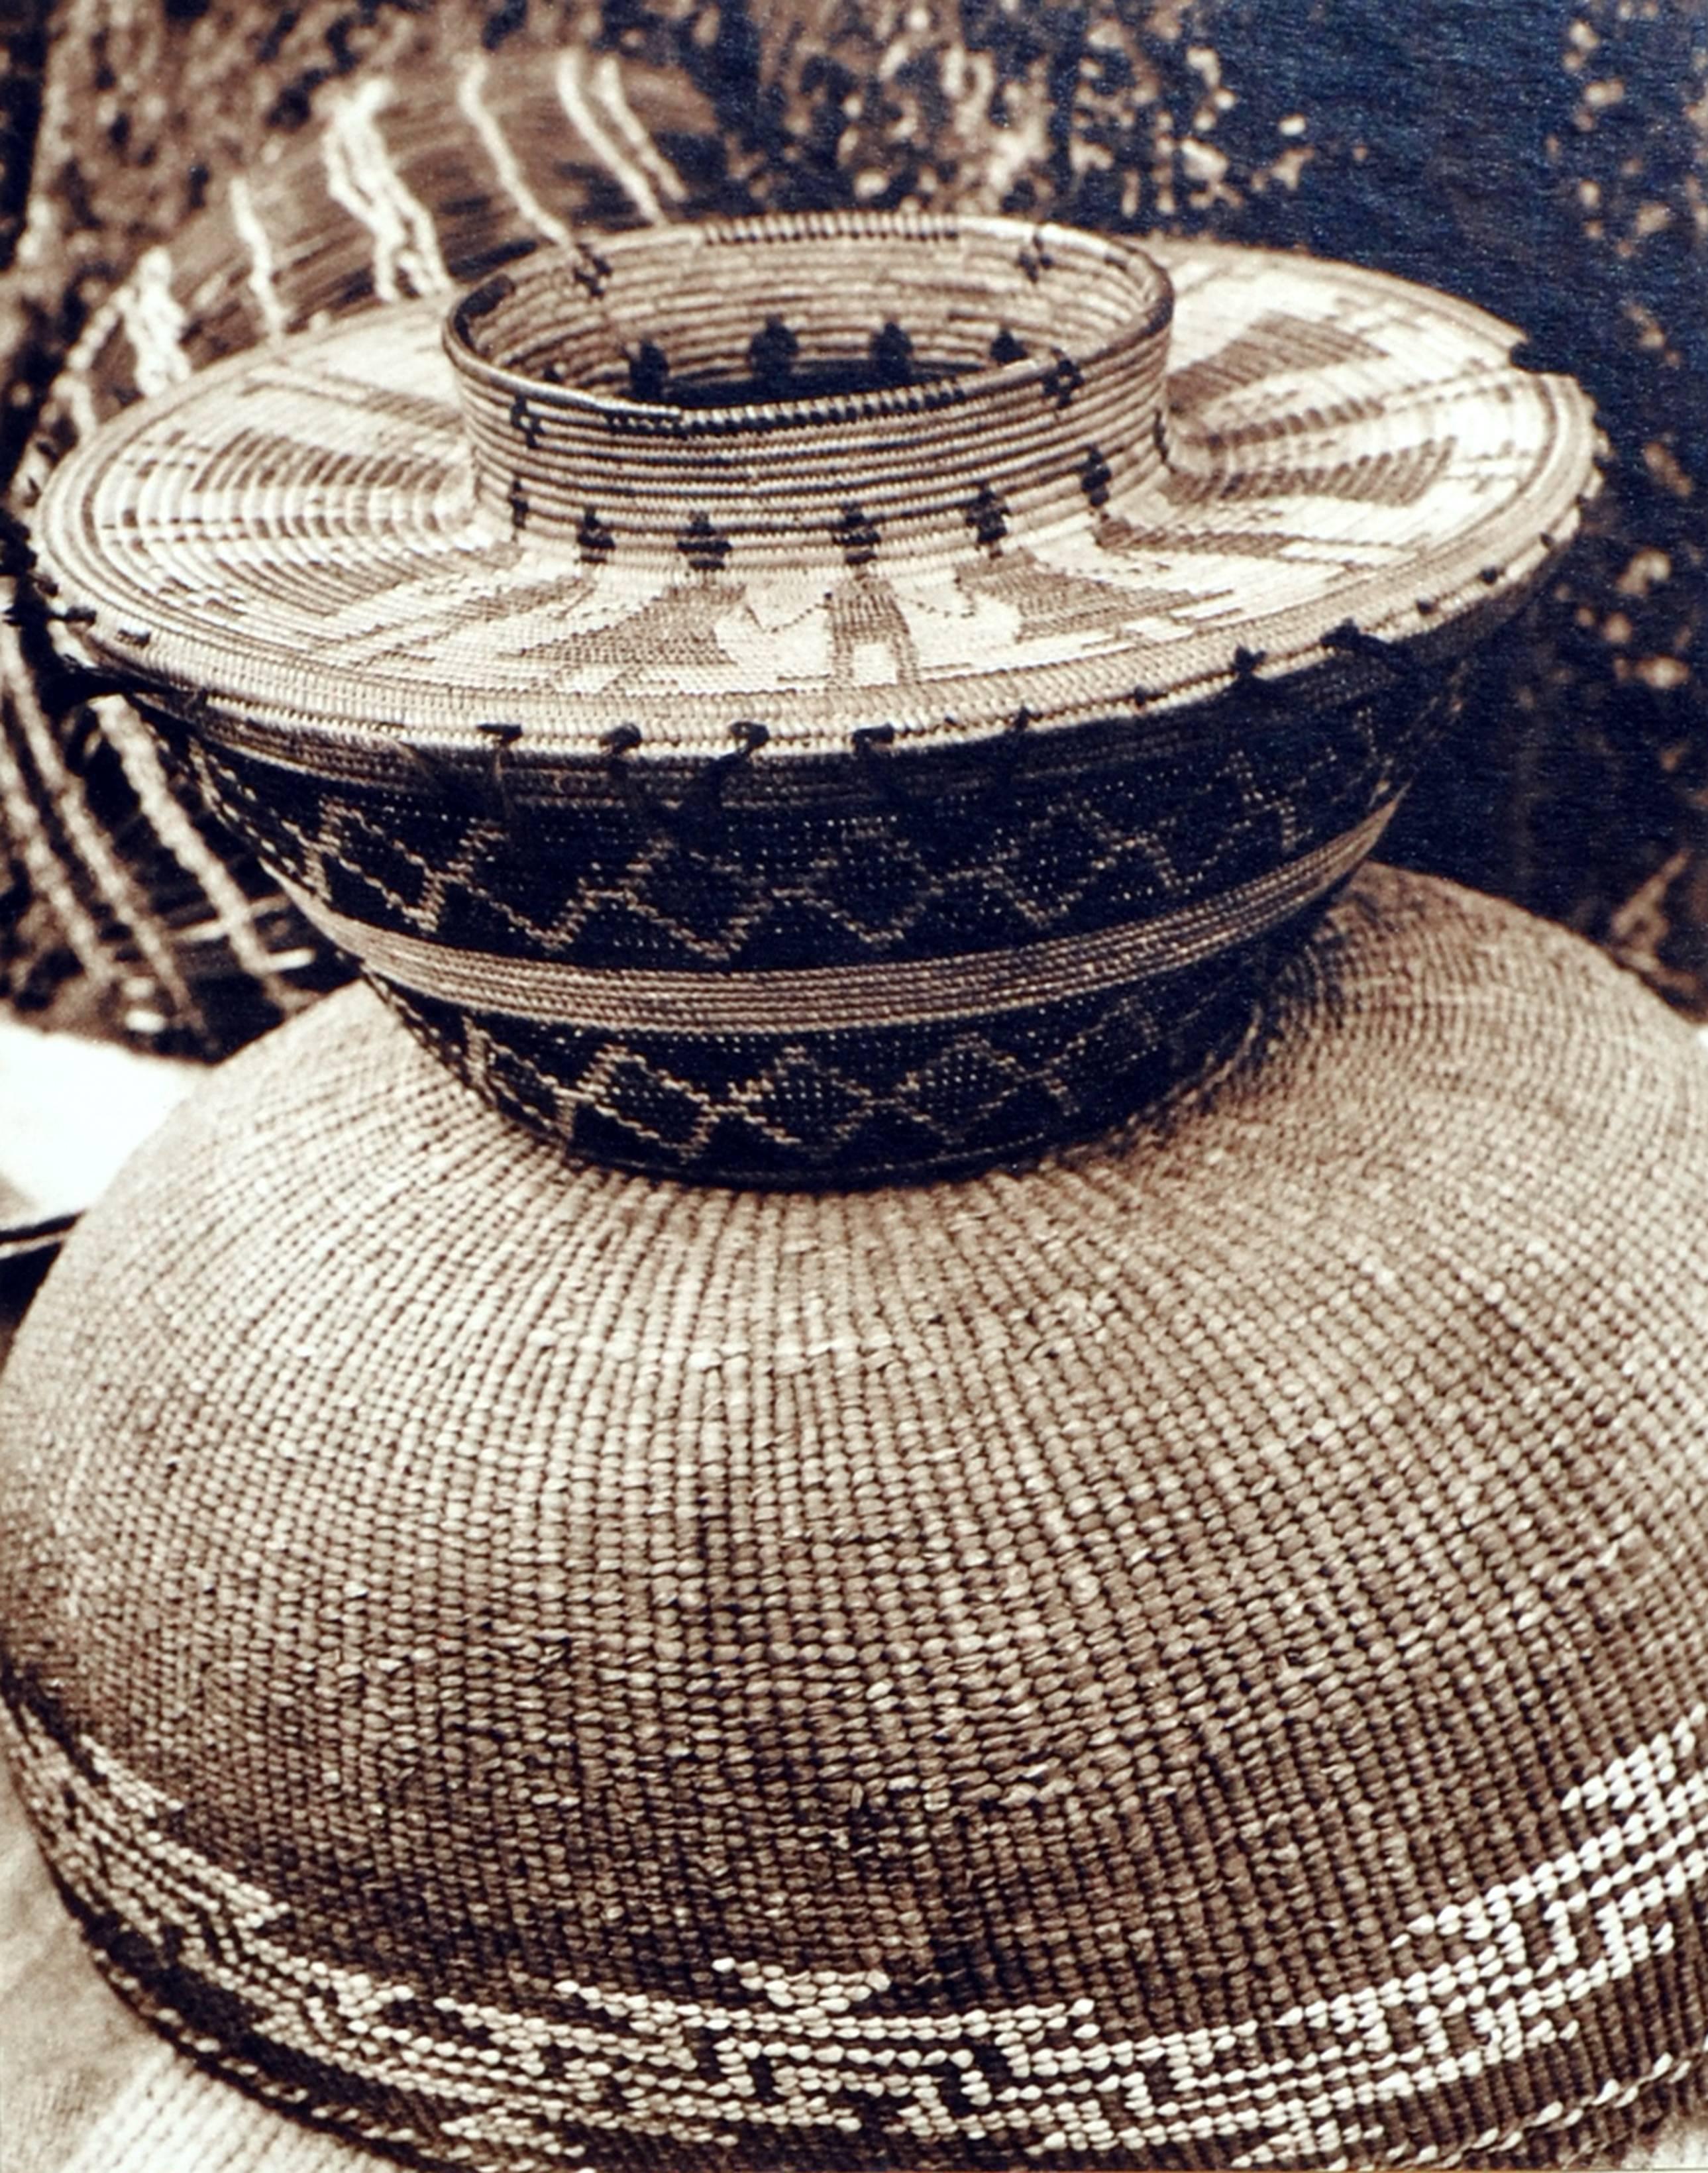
left=1079, top=445, right=1113, bottom=509
left=628, top=342, right=670, bottom=403
left=870, top=321, right=916, bottom=388
left=748, top=317, right=799, bottom=396
left=965, top=483, right=1008, bottom=553
left=833, top=503, right=881, bottom=567
left=676, top=510, right=731, bottom=574
left=1042, top=351, right=1085, bottom=410
left=577, top=506, right=615, bottom=564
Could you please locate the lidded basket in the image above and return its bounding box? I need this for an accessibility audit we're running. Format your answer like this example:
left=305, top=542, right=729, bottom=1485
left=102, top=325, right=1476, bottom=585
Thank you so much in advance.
left=5, top=867, right=1708, bottom=2172
left=32, top=210, right=1597, bottom=1182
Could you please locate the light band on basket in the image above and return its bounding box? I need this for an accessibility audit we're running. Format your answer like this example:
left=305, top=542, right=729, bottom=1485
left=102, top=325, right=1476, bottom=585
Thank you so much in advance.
left=281, top=803, right=1395, bottom=1037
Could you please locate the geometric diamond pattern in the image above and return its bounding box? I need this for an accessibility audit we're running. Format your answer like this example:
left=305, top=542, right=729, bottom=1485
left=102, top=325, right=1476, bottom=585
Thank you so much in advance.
left=177, top=669, right=1452, bottom=976
left=166, top=662, right=1460, bottom=1181
left=378, top=922, right=1301, bottom=1185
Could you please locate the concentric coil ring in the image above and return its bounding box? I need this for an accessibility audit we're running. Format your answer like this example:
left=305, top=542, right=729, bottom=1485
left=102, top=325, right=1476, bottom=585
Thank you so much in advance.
left=443, top=211, right=1174, bottom=564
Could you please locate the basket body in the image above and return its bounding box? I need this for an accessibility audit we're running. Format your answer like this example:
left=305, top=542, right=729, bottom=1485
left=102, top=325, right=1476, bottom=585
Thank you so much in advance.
left=170, top=670, right=1451, bottom=1183
left=3, top=866, right=1707, bottom=2170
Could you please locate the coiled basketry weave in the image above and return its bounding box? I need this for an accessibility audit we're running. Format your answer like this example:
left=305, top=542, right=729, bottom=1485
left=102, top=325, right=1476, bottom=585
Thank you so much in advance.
left=3, top=865, right=1708, bottom=2171
left=28, top=212, right=1595, bottom=1182
left=7, top=203, right=1704, bottom=2173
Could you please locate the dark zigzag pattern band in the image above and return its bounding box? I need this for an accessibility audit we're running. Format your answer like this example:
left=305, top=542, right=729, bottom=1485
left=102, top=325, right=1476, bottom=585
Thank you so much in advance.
left=7, top=1682, right=1707, bottom=2172
left=281, top=807, right=1393, bottom=1037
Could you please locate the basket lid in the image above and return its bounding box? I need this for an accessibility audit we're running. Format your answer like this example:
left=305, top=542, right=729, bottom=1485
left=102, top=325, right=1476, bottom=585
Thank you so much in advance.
left=33, top=211, right=1597, bottom=767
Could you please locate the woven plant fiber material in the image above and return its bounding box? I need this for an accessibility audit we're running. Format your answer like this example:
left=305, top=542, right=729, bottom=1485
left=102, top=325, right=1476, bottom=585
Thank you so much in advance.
left=34, top=215, right=1593, bottom=751
left=28, top=212, right=1597, bottom=1181
left=5, top=1, right=1705, bottom=1063
left=3, top=1776, right=1707, bottom=2173
left=154, top=658, right=1454, bottom=1185
left=3, top=865, right=1708, bottom=2171
left=0, top=28, right=726, bottom=1058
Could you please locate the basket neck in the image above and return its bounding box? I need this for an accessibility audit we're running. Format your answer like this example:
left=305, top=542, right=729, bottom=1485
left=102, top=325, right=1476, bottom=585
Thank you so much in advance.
left=444, top=213, right=1175, bottom=570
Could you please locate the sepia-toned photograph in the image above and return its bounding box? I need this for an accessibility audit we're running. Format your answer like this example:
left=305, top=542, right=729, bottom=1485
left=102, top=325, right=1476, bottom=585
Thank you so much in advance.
left=0, top=3, right=1705, bottom=2167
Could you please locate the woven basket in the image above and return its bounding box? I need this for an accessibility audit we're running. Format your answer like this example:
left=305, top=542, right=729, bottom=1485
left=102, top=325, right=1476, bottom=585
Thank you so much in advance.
left=9, top=209, right=1703, bottom=2173
left=3, top=864, right=1708, bottom=2170
left=30, top=212, right=1595, bottom=1181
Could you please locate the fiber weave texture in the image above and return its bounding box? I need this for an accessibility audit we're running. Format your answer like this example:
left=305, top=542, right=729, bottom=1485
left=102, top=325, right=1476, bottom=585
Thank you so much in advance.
left=28, top=208, right=1593, bottom=1179
left=3, top=1, right=1704, bottom=1050
left=3, top=865, right=1707, bottom=2170
left=151, top=651, right=1452, bottom=1181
